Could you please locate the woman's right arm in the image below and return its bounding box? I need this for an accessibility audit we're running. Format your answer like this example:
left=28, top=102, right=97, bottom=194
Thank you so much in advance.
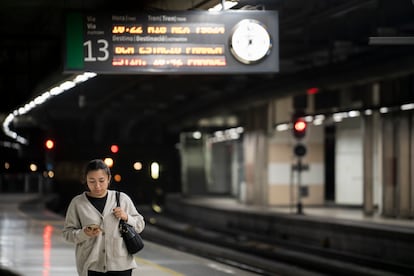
left=62, top=200, right=90, bottom=244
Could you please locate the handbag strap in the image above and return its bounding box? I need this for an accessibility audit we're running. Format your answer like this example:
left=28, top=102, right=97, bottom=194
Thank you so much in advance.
left=115, top=191, right=120, bottom=207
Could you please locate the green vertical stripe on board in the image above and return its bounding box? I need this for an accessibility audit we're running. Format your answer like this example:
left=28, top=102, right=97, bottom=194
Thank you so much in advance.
left=65, top=12, right=84, bottom=70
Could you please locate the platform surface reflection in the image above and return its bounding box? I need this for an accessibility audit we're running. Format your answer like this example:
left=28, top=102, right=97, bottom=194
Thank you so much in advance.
left=0, top=194, right=259, bottom=276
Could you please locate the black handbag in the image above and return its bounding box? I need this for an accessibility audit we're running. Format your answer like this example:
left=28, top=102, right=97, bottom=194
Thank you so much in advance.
left=116, top=191, right=144, bottom=254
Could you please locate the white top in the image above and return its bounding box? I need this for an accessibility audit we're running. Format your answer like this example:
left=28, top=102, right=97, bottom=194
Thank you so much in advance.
left=62, top=190, right=145, bottom=276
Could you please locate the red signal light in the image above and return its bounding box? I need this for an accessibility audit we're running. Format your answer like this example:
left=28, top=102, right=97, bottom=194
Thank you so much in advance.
left=45, top=139, right=55, bottom=150
left=306, top=87, right=319, bottom=95
left=293, top=118, right=307, bottom=139
left=110, top=144, right=119, bottom=153
left=294, top=120, right=306, bottom=132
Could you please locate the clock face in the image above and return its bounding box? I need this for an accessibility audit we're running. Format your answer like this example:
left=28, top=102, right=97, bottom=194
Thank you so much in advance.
left=230, top=19, right=272, bottom=64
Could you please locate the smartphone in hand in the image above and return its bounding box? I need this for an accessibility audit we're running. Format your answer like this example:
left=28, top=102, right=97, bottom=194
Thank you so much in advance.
left=86, top=224, right=101, bottom=231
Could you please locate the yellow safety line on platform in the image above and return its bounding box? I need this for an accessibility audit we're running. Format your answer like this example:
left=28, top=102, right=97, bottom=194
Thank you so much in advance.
left=135, top=256, right=184, bottom=276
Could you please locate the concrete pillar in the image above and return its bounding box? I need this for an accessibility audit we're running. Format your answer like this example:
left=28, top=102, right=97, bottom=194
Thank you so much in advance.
left=372, top=110, right=383, bottom=214
left=396, top=115, right=411, bottom=218
left=243, top=131, right=268, bottom=205
left=411, top=113, right=414, bottom=217
left=242, top=104, right=269, bottom=205
left=363, top=83, right=381, bottom=216
left=382, top=113, right=412, bottom=218
left=363, top=114, right=375, bottom=216
left=382, top=117, right=396, bottom=217
left=179, top=133, right=207, bottom=195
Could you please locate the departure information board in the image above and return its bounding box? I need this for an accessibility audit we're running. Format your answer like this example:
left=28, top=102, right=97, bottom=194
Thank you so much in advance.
left=65, top=10, right=279, bottom=74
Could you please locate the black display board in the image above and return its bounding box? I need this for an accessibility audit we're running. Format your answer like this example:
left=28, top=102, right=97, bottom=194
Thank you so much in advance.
left=65, top=10, right=279, bottom=74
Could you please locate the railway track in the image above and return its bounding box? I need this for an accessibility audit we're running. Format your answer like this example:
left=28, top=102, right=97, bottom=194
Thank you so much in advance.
left=141, top=212, right=413, bottom=276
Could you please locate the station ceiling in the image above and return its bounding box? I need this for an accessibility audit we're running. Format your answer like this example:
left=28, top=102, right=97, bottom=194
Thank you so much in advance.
left=1, top=0, right=414, bottom=148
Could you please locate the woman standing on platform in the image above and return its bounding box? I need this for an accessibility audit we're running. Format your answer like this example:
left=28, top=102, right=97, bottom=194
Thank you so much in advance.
left=62, top=159, right=145, bottom=276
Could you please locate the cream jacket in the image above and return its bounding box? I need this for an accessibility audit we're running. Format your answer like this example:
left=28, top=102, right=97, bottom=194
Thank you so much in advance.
left=62, top=190, right=145, bottom=276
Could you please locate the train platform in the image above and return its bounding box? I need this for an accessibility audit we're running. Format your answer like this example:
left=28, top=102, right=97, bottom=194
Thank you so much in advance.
left=1, top=192, right=414, bottom=276
left=164, top=194, right=414, bottom=227
left=0, top=193, right=266, bottom=276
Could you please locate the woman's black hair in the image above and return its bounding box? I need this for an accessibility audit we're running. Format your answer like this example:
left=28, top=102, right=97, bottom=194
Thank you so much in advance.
left=83, top=159, right=111, bottom=181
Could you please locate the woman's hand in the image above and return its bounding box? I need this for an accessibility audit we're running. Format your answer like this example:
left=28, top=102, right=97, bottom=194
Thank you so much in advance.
left=84, top=225, right=101, bottom=237
left=113, top=207, right=128, bottom=221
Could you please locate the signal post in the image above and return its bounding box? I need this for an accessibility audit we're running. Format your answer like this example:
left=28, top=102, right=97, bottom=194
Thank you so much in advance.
left=292, top=114, right=308, bottom=214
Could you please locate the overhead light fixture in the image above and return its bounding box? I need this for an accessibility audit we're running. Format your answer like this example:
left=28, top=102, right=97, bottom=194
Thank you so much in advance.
left=369, top=36, right=414, bottom=45
left=348, top=110, right=360, bottom=118
left=2, top=72, right=97, bottom=145
left=207, top=126, right=243, bottom=143
left=313, top=114, right=325, bottom=125
left=209, top=1, right=238, bottom=11
left=333, top=112, right=346, bottom=122
left=401, top=103, right=414, bottom=111
left=364, top=109, right=373, bottom=116
left=275, top=123, right=289, bottom=131
left=304, top=115, right=313, bottom=122
left=379, top=107, right=389, bottom=114
left=192, top=131, right=202, bottom=139
left=274, top=102, right=414, bottom=132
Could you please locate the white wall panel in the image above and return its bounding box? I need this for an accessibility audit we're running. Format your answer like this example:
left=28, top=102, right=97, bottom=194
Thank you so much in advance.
left=336, top=118, right=363, bottom=205
left=268, top=163, right=291, bottom=185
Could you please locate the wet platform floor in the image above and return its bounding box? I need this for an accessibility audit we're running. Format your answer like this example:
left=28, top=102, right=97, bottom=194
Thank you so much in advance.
left=0, top=194, right=260, bottom=276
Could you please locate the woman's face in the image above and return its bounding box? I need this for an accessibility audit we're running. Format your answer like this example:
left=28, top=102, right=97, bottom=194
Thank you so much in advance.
left=86, top=169, right=110, bottom=198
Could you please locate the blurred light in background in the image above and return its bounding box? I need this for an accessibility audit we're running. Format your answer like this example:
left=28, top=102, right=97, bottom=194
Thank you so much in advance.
left=45, top=171, right=54, bottom=178
left=152, top=203, right=162, bottom=213
left=110, top=144, right=119, bottom=153
left=364, top=109, right=373, bottom=115
left=192, top=131, right=202, bottom=139
left=276, top=123, right=289, bottom=131
left=151, top=162, right=159, bottom=180
left=104, top=158, right=114, bottom=168
left=114, top=174, right=122, bottom=182
left=306, top=87, right=320, bottom=95
left=313, top=114, right=325, bottom=126
left=29, top=163, right=38, bottom=172
left=208, top=1, right=238, bottom=11
left=348, top=110, right=360, bottom=118
left=380, top=107, right=389, bottom=114
left=208, top=126, right=244, bottom=143
left=401, top=103, right=414, bottom=111
left=133, top=162, right=142, bottom=171
left=2, top=72, right=97, bottom=145
left=45, top=139, right=55, bottom=150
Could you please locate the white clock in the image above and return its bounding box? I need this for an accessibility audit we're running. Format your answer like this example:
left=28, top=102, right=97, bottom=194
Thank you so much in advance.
left=230, top=19, right=272, bottom=64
